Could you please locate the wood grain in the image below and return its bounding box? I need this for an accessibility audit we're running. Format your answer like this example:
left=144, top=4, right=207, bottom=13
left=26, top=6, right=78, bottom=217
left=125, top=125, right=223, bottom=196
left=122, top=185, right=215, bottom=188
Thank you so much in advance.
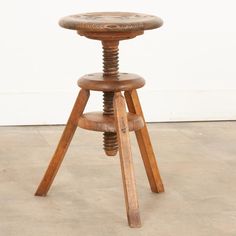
left=78, top=72, right=145, bottom=91
left=35, top=89, right=90, bottom=196
left=113, top=92, right=141, bottom=228
left=125, top=90, right=164, bottom=193
left=78, top=111, right=144, bottom=132
left=59, top=12, right=163, bottom=33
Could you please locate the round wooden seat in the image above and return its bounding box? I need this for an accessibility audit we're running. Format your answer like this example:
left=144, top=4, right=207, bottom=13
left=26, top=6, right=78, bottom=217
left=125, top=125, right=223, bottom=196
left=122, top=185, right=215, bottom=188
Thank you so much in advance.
left=78, top=73, right=145, bottom=91
left=59, top=12, right=163, bottom=32
left=59, top=12, right=163, bottom=40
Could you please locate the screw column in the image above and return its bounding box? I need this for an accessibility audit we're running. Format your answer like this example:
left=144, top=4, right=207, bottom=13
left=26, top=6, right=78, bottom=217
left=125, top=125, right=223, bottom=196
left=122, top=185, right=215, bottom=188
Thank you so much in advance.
left=102, top=40, right=119, bottom=156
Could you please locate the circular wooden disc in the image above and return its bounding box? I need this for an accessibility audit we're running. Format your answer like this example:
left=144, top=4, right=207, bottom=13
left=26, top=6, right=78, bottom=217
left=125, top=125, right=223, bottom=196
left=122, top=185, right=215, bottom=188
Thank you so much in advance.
left=78, top=73, right=145, bottom=91
left=59, top=12, right=163, bottom=33
left=78, top=112, right=144, bottom=132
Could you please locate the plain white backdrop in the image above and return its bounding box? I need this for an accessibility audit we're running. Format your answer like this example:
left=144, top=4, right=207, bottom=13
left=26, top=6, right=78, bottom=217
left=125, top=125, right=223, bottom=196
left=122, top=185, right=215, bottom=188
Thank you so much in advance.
left=0, top=0, right=236, bottom=125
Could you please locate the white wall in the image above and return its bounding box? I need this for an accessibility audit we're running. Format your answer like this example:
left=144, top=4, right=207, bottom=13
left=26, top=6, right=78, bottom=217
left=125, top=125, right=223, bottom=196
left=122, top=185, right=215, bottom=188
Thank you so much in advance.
left=0, top=0, right=236, bottom=125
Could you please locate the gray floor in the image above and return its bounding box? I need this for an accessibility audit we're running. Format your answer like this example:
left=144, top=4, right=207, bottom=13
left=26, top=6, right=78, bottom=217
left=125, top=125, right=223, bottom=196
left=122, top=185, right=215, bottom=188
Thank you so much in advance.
left=0, top=122, right=236, bottom=236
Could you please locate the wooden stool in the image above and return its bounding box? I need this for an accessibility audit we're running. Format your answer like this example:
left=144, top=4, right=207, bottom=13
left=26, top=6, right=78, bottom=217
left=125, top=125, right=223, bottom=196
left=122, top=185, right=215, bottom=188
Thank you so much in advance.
left=35, top=12, right=164, bottom=228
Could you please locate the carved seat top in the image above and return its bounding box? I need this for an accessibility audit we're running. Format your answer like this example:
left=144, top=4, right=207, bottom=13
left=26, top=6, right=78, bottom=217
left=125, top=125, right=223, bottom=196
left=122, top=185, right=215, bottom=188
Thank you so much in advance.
left=59, top=12, right=163, bottom=33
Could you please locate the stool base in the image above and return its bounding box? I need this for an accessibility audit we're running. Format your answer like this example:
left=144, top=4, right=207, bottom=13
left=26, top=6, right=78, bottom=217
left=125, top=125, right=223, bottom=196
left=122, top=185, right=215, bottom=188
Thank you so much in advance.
left=35, top=89, right=164, bottom=228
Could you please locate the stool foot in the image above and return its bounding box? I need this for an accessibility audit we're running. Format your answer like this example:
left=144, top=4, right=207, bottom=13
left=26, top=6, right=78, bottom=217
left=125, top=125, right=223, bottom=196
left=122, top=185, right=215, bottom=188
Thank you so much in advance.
left=127, top=209, right=141, bottom=228
left=113, top=92, right=141, bottom=228
left=124, top=90, right=164, bottom=193
left=35, top=89, right=90, bottom=196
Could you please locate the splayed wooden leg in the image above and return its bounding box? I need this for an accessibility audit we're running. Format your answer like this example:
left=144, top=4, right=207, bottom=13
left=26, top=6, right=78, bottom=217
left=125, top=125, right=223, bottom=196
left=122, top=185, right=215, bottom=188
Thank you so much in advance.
left=113, top=92, right=141, bottom=228
left=35, top=89, right=90, bottom=196
left=125, top=90, right=164, bottom=193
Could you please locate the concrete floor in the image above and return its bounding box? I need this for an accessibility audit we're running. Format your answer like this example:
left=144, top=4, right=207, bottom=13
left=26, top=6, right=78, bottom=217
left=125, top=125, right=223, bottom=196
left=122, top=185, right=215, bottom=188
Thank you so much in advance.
left=0, top=122, right=236, bottom=236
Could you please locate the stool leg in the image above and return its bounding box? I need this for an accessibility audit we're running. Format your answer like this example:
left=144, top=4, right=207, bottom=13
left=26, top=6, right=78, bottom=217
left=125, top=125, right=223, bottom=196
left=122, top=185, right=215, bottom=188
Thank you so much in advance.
left=113, top=92, right=141, bottom=228
left=124, top=90, right=164, bottom=193
left=35, top=89, right=90, bottom=196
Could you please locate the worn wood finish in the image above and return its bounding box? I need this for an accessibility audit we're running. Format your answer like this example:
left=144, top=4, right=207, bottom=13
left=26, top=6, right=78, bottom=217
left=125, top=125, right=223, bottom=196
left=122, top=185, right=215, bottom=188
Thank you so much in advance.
left=125, top=90, right=164, bottom=193
left=78, top=111, right=144, bottom=132
left=78, top=73, right=145, bottom=91
left=59, top=12, right=163, bottom=33
left=35, top=89, right=90, bottom=196
left=113, top=92, right=141, bottom=228
left=59, top=12, right=163, bottom=41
